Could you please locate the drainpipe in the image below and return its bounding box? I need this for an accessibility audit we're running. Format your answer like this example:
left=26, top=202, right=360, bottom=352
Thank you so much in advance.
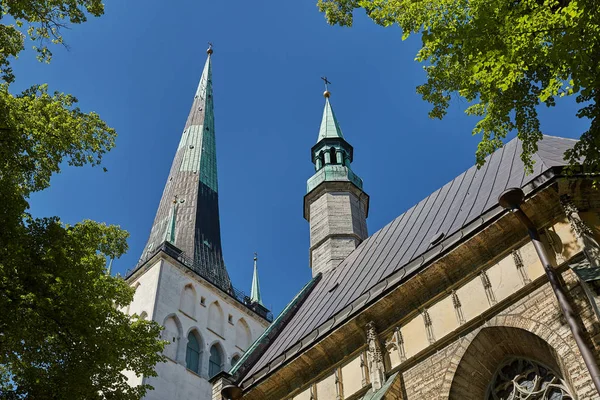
left=498, top=188, right=600, bottom=395
left=221, top=385, right=243, bottom=400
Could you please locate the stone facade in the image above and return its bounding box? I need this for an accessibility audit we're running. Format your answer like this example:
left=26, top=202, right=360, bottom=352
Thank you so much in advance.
left=306, top=185, right=368, bottom=276
left=231, top=179, right=600, bottom=400
left=125, top=252, right=269, bottom=400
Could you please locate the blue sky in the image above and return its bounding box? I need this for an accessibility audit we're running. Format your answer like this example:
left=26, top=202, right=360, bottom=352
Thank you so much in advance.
left=18, top=1, right=585, bottom=315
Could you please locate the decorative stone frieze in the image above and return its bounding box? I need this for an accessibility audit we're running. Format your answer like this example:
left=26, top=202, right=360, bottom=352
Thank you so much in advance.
left=451, top=290, right=466, bottom=325
left=560, top=195, right=593, bottom=238
left=480, top=270, right=497, bottom=306
left=422, top=309, right=435, bottom=345
left=512, top=249, right=532, bottom=285
left=385, top=327, right=407, bottom=364
left=359, top=352, right=368, bottom=387
left=560, top=195, right=600, bottom=269
left=334, top=368, right=343, bottom=400
left=365, top=322, right=385, bottom=391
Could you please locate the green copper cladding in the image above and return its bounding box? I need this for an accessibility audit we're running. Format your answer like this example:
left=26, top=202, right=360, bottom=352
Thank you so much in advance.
left=307, top=94, right=363, bottom=194
left=250, top=254, right=263, bottom=306
left=318, top=98, right=344, bottom=141
left=178, top=54, right=218, bottom=192
left=140, top=49, right=231, bottom=292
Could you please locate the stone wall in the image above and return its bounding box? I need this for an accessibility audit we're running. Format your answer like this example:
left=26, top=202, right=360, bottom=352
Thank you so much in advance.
left=308, top=190, right=368, bottom=276
left=402, top=268, right=597, bottom=399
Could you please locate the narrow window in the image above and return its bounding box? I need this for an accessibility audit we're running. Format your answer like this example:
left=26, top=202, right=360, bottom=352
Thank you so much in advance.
left=209, top=344, right=223, bottom=378
left=330, top=147, right=337, bottom=165
left=228, top=314, right=233, bottom=324
left=185, top=332, right=201, bottom=374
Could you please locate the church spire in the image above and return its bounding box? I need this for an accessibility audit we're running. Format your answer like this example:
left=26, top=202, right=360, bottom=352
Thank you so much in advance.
left=318, top=77, right=344, bottom=141
left=304, top=79, right=369, bottom=276
left=250, top=253, right=263, bottom=306
left=141, top=44, right=232, bottom=292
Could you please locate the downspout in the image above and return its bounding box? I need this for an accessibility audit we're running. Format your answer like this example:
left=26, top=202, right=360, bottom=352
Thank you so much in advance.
left=498, top=187, right=600, bottom=395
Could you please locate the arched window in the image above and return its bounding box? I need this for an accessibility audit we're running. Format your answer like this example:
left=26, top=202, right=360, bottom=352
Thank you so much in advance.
left=235, top=319, right=251, bottom=351
left=208, top=302, right=224, bottom=336
left=162, top=315, right=182, bottom=361
left=329, top=147, right=337, bottom=165
left=180, top=284, right=196, bottom=317
left=209, top=344, right=223, bottom=378
left=186, top=331, right=201, bottom=374
left=487, top=358, right=574, bottom=400
left=139, top=311, right=148, bottom=320
left=319, top=151, right=325, bottom=169
left=231, top=354, right=241, bottom=367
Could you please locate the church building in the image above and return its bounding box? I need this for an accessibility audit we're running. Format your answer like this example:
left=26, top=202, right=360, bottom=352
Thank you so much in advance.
left=210, top=83, right=600, bottom=398
left=123, top=41, right=600, bottom=399
left=123, top=46, right=272, bottom=400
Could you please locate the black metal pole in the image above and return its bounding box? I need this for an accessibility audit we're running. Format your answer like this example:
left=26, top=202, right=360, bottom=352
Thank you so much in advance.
left=498, top=188, right=600, bottom=395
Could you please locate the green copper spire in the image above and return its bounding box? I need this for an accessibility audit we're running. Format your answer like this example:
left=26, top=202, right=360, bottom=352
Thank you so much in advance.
left=317, top=77, right=344, bottom=141
left=317, top=97, right=344, bottom=141
left=250, top=253, right=263, bottom=306
left=306, top=83, right=363, bottom=193
left=141, top=44, right=232, bottom=293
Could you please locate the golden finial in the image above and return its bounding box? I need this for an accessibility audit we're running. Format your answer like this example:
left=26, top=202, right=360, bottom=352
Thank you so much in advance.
left=321, top=76, right=331, bottom=98
left=207, top=42, right=214, bottom=55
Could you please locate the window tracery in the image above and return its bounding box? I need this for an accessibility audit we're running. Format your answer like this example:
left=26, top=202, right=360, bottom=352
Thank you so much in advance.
left=488, top=358, right=574, bottom=400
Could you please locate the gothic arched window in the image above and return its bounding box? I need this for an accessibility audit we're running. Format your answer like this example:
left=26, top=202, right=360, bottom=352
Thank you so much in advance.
left=329, top=147, right=337, bottom=165
left=209, top=344, right=223, bottom=378
left=185, top=331, right=201, bottom=374
left=487, top=358, right=574, bottom=400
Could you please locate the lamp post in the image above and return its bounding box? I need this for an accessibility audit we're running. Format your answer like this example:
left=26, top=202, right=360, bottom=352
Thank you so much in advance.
left=498, top=187, right=600, bottom=395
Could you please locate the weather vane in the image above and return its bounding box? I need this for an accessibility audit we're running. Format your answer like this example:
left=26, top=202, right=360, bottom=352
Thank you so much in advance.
left=207, top=42, right=214, bottom=55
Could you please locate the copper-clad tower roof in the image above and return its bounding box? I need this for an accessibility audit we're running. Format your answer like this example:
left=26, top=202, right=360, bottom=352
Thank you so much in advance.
left=141, top=45, right=231, bottom=292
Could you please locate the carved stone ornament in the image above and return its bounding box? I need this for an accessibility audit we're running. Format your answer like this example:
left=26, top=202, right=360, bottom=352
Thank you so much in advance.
left=365, top=321, right=386, bottom=391
left=488, top=358, right=574, bottom=399
left=451, top=290, right=466, bottom=325
left=422, top=309, right=435, bottom=345
left=480, top=270, right=497, bottom=306
left=560, top=195, right=592, bottom=238
left=512, top=249, right=532, bottom=285
left=385, top=327, right=406, bottom=363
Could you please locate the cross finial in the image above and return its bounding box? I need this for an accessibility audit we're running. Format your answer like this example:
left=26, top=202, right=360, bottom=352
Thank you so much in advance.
left=254, top=252, right=258, bottom=261
left=321, top=76, right=332, bottom=98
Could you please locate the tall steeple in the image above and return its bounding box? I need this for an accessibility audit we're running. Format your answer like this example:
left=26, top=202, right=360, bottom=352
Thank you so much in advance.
left=304, top=79, right=369, bottom=276
left=141, top=44, right=231, bottom=291
left=250, top=253, right=263, bottom=306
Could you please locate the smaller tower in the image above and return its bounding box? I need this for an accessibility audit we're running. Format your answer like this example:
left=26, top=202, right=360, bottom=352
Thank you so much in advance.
left=250, top=253, right=263, bottom=306
left=304, top=79, right=369, bottom=276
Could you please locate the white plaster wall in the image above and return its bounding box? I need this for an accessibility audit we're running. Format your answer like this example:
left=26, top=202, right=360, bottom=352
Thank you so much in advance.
left=122, top=260, right=163, bottom=388
left=135, top=258, right=269, bottom=400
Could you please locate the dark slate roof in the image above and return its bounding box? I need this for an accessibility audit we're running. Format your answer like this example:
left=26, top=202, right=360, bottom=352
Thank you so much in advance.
left=240, top=135, right=577, bottom=384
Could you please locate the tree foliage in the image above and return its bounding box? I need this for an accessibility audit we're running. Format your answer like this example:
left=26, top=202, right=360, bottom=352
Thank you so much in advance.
left=318, top=0, right=600, bottom=172
left=0, top=1, right=166, bottom=398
